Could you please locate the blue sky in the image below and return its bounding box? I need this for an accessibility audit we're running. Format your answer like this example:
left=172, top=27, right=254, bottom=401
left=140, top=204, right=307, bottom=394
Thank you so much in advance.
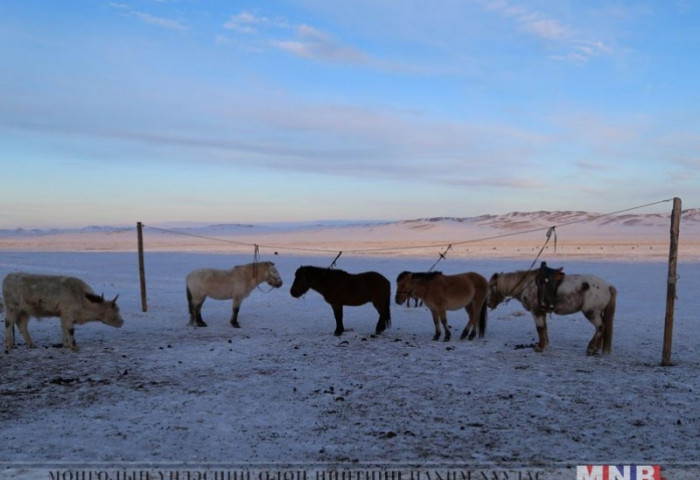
left=0, top=1, right=698, bottom=228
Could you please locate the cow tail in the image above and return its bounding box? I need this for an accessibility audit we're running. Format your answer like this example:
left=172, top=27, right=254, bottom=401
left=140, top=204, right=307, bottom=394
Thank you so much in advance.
left=602, top=285, right=616, bottom=354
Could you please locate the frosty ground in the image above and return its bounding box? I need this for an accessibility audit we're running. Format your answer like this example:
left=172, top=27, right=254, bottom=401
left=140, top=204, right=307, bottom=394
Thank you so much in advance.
left=1, top=251, right=699, bottom=477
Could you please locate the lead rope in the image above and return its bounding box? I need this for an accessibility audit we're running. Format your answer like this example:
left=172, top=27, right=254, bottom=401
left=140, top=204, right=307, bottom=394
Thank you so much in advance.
left=329, top=251, right=342, bottom=269
left=503, top=226, right=557, bottom=304
left=253, top=244, right=276, bottom=293
left=428, top=244, right=452, bottom=272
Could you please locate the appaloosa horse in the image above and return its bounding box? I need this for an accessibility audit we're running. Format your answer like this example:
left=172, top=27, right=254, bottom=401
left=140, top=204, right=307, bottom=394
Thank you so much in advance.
left=488, top=269, right=616, bottom=355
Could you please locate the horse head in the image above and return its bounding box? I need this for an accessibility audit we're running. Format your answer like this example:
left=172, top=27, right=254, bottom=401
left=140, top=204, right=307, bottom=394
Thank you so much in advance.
left=264, top=263, right=283, bottom=288
left=394, top=271, right=413, bottom=305
left=487, top=273, right=506, bottom=309
left=290, top=266, right=311, bottom=298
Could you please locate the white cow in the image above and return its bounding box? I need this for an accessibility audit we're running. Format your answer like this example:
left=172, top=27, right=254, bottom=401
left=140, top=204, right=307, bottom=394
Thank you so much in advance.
left=3, top=273, right=124, bottom=351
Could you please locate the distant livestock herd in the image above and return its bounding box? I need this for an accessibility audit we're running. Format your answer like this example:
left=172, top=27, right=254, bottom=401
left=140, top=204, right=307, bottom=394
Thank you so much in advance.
left=1, top=260, right=617, bottom=355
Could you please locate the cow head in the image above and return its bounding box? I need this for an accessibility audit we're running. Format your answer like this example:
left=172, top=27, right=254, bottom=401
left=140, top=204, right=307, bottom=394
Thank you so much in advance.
left=85, top=292, right=124, bottom=328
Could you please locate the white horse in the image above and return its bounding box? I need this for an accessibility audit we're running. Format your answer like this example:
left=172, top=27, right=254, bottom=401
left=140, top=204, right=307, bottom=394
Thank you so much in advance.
left=488, top=270, right=616, bottom=355
left=186, top=261, right=283, bottom=328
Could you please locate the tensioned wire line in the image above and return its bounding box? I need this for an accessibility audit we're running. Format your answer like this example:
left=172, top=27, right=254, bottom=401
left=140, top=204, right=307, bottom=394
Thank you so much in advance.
left=141, top=198, right=675, bottom=256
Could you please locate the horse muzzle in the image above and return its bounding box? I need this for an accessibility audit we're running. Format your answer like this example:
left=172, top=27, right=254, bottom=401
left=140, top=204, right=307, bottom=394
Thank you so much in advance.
left=290, top=287, right=304, bottom=298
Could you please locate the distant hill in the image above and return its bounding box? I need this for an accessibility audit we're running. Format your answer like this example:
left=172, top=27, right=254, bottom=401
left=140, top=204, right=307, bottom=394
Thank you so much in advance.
left=1, top=209, right=698, bottom=237
left=400, top=209, right=700, bottom=231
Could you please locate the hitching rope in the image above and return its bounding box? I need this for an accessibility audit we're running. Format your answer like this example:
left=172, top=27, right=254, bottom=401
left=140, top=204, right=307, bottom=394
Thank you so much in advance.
left=141, top=198, right=675, bottom=261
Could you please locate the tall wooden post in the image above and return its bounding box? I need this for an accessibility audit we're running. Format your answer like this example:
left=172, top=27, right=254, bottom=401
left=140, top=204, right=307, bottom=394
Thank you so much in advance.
left=137, top=222, right=148, bottom=312
left=662, top=197, right=681, bottom=366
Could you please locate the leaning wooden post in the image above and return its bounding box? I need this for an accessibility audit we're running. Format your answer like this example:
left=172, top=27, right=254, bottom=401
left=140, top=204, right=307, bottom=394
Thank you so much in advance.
left=137, top=222, right=148, bottom=312
left=662, top=197, right=681, bottom=366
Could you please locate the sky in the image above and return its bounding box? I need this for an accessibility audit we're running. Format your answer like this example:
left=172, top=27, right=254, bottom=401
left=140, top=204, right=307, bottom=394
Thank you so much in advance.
left=0, top=1, right=698, bottom=228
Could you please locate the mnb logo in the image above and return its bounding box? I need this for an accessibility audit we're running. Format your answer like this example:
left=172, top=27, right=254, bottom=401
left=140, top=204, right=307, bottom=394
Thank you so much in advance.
left=576, top=465, right=665, bottom=480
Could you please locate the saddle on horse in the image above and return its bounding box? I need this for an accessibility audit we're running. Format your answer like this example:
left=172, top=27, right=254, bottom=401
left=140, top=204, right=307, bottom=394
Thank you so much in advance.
left=535, top=261, right=564, bottom=312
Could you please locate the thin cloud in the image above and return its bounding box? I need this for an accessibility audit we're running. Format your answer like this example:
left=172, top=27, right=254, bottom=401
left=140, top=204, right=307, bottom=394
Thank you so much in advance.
left=481, top=0, right=571, bottom=40
left=224, top=11, right=264, bottom=34
left=222, top=10, right=367, bottom=65
left=550, top=40, right=614, bottom=64
left=517, top=12, right=569, bottom=40
left=444, top=176, right=544, bottom=189
left=480, top=0, right=613, bottom=63
left=223, top=11, right=290, bottom=33
left=575, top=160, right=614, bottom=172
left=274, top=24, right=367, bottom=63
left=132, top=11, right=189, bottom=31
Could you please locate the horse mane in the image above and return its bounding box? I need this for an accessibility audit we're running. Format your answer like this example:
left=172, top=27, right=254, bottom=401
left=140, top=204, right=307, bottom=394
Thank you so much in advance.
left=411, top=271, right=442, bottom=280
left=299, top=265, right=348, bottom=276
left=233, top=261, right=263, bottom=270
left=497, top=270, right=537, bottom=292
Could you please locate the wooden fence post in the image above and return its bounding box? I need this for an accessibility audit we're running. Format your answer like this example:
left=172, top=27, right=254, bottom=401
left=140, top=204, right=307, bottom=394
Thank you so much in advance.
left=662, top=197, right=681, bottom=366
left=137, top=222, right=148, bottom=313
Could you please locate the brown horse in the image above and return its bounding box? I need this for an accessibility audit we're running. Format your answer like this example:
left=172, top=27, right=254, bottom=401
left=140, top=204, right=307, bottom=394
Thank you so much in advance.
left=488, top=270, right=616, bottom=355
left=395, top=271, right=488, bottom=341
left=290, top=266, right=391, bottom=337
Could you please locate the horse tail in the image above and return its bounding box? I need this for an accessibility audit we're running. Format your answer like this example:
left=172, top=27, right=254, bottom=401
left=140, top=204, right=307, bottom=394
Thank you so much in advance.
left=602, top=285, right=616, bottom=354
left=186, top=286, right=195, bottom=319
left=478, top=299, right=488, bottom=338
left=384, top=290, right=392, bottom=329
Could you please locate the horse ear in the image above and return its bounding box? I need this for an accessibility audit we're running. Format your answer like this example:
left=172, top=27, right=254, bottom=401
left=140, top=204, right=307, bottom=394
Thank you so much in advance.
left=111, top=294, right=120, bottom=305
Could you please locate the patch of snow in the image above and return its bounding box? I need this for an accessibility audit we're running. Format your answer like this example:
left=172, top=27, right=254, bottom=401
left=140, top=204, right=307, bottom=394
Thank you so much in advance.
left=1, top=251, right=699, bottom=477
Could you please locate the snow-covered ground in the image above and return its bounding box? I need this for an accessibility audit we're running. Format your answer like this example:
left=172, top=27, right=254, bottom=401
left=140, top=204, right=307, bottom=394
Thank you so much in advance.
left=1, top=246, right=699, bottom=479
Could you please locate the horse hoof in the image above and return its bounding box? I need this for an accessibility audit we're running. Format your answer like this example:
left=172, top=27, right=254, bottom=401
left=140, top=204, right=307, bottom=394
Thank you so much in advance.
left=196, top=321, right=207, bottom=328
left=334, top=331, right=343, bottom=337
left=231, top=322, right=241, bottom=329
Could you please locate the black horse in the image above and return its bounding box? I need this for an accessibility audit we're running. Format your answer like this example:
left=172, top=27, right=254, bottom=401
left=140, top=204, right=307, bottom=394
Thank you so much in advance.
left=290, top=266, right=391, bottom=336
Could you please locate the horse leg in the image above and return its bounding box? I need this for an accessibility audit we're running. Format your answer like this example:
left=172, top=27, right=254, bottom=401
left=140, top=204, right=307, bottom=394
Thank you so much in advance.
left=441, top=311, right=451, bottom=342
left=332, top=304, right=344, bottom=336
left=584, top=310, right=604, bottom=356
left=430, top=310, right=441, bottom=341
left=533, top=313, right=549, bottom=352
left=461, top=305, right=476, bottom=340
left=230, top=299, right=242, bottom=328
left=373, top=296, right=391, bottom=335
left=194, top=300, right=207, bottom=327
